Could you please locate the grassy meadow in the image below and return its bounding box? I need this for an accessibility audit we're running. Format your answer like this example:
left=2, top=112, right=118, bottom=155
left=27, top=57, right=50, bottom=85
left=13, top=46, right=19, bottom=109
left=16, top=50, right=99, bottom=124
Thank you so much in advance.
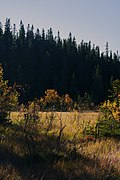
left=0, top=111, right=120, bottom=179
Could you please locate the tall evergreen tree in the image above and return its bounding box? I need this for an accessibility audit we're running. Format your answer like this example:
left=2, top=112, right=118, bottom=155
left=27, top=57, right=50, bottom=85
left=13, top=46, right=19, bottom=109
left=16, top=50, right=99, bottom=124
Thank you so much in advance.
left=0, top=19, right=119, bottom=104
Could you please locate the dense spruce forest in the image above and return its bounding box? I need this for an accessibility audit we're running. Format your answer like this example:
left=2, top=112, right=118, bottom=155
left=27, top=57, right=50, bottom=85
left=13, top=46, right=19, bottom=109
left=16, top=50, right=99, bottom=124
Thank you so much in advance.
left=0, top=18, right=120, bottom=104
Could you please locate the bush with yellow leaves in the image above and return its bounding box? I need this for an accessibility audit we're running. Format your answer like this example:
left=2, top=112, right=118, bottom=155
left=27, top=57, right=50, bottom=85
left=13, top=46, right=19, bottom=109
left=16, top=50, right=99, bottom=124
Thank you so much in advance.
left=0, top=65, right=19, bottom=124
left=102, top=99, right=120, bottom=121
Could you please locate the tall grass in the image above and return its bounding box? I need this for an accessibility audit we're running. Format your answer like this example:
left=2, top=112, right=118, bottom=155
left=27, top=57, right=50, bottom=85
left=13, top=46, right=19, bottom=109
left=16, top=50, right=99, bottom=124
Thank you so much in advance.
left=0, top=111, right=119, bottom=179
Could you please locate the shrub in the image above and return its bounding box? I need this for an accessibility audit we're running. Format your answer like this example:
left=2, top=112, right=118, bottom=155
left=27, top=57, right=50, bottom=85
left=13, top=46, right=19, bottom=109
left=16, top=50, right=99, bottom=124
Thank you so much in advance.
left=76, top=93, right=93, bottom=111
left=39, top=89, right=73, bottom=111
left=95, top=80, right=120, bottom=138
left=0, top=65, right=19, bottom=124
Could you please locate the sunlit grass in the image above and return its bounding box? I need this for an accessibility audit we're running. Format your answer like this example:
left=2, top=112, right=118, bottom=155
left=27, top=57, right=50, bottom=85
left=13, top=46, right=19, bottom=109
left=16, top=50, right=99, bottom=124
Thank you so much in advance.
left=11, top=111, right=99, bottom=136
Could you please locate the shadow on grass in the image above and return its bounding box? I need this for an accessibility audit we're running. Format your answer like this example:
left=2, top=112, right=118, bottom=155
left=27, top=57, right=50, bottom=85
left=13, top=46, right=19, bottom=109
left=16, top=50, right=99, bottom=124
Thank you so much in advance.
left=0, top=123, right=119, bottom=179
left=0, top=145, right=100, bottom=179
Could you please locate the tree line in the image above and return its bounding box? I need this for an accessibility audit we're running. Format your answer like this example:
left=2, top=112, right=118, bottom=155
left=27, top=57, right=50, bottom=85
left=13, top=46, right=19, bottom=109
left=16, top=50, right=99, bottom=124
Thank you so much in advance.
left=0, top=18, right=120, bottom=104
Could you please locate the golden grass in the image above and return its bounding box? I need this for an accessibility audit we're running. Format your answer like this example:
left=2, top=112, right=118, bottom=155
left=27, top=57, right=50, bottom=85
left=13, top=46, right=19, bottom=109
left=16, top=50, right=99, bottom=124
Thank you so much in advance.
left=11, top=111, right=99, bottom=123
left=11, top=111, right=99, bottom=138
left=0, top=111, right=119, bottom=179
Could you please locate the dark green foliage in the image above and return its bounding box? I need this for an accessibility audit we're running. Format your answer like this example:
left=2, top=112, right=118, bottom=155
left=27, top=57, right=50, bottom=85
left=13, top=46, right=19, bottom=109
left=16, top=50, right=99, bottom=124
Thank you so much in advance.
left=109, top=79, right=120, bottom=101
left=95, top=108, right=120, bottom=138
left=79, top=107, right=120, bottom=139
left=0, top=19, right=119, bottom=104
left=76, top=93, right=93, bottom=111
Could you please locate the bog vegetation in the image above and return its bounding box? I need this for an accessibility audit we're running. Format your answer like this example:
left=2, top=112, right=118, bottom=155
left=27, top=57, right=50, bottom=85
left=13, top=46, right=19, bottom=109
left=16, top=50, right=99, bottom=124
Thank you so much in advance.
left=0, top=65, right=120, bottom=179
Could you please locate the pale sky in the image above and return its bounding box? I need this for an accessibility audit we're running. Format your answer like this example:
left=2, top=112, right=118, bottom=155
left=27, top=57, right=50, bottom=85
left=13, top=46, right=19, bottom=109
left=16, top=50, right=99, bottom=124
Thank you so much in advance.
left=0, top=0, right=120, bottom=53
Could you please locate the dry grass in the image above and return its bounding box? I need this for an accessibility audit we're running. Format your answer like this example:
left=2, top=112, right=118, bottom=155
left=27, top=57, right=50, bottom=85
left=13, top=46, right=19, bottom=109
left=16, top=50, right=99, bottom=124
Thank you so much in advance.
left=11, top=111, right=99, bottom=122
left=56, top=138, right=120, bottom=179
left=11, top=111, right=99, bottom=137
left=0, top=111, right=119, bottom=179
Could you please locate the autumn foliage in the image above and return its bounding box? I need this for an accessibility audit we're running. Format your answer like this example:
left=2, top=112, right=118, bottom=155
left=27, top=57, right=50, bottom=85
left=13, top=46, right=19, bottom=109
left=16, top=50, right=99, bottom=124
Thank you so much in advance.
left=0, top=65, right=19, bottom=124
left=39, top=89, right=73, bottom=111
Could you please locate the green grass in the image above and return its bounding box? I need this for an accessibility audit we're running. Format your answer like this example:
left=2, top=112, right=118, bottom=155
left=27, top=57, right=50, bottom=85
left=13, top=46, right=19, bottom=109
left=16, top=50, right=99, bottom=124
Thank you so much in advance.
left=0, top=111, right=119, bottom=179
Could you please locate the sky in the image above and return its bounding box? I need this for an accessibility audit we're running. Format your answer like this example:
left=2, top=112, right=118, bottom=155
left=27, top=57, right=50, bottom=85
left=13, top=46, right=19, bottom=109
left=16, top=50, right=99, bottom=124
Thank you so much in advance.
left=0, top=0, right=120, bottom=53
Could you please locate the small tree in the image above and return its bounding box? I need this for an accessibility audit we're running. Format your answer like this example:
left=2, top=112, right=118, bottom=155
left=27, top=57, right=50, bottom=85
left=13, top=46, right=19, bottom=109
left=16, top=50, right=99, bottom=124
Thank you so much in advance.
left=95, top=79, right=120, bottom=138
left=109, top=79, right=120, bottom=103
left=0, top=65, right=19, bottom=124
left=39, top=89, right=73, bottom=111
left=40, top=89, right=60, bottom=111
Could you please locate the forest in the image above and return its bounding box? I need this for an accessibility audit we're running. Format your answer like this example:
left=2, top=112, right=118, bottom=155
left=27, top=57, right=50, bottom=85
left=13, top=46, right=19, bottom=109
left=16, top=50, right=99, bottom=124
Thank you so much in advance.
left=0, top=18, right=120, bottom=179
left=0, top=18, right=120, bottom=104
